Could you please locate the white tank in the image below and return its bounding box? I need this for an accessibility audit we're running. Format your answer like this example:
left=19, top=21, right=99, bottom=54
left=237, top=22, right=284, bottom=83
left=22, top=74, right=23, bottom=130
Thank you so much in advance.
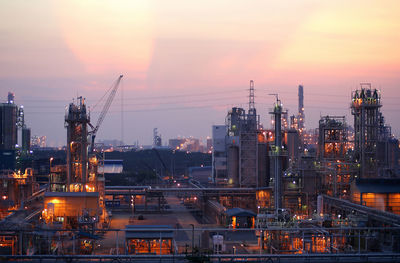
left=213, top=234, right=225, bottom=253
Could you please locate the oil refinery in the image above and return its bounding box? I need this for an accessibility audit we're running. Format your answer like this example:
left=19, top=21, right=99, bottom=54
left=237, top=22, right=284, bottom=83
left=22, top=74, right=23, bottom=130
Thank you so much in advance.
left=0, top=80, right=400, bottom=263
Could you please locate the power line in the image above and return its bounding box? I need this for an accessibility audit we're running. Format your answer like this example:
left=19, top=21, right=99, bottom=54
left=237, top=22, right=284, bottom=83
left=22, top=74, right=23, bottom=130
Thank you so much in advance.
left=23, top=102, right=400, bottom=115
left=16, top=89, right=247, bottom=103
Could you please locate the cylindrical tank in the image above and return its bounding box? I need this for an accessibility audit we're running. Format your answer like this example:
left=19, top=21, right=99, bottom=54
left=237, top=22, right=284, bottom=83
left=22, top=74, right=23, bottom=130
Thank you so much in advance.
left=227, top=146, right=239, bottom=187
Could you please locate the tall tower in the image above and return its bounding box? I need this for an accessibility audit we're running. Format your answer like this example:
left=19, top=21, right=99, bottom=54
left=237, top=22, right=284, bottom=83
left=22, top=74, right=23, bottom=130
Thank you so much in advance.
left=248, top=80, right=257, bottom=129
left=238, top=81, right=258, bottom=187
left=65, top=96, right=90, bottom=191
left=297, top=85, right=305, bottom=135
left=16, top=104, right=31, bottom=153
left=270, top=95, right=283, bottom=213
left=153, top=128, right=162, bottom=147
left=0, top=92, right=18, bottom=150
left=351, top=84, right=381, bottom=178
left=249, top=80, right=255, bottom=113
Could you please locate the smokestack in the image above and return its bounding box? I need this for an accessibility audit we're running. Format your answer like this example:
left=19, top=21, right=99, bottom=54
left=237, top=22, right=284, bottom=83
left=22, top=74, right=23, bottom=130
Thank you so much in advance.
left=298, top=85, right=305, bottom=132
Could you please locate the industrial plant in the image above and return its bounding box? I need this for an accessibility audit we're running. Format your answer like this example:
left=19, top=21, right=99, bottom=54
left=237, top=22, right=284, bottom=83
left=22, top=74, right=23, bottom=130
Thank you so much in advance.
left=0, top=79, right=400, bottom=262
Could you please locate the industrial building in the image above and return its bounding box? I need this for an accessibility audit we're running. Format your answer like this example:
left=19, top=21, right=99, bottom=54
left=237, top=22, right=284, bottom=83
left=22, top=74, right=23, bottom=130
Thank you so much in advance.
left=351, top=84, right=399, bottom=178
left=212, top=81, right=269, bottom=188
left=0, top=92, right=31, bottom=169
left=317, top=116, right=356, bottom=199
left=0, top=93, right=18, bottom=151
left=42, top=96, right=107, bottom=232
left=1, top=81, right=400, bottom=260
left=0, top=169, right=37, bottom=220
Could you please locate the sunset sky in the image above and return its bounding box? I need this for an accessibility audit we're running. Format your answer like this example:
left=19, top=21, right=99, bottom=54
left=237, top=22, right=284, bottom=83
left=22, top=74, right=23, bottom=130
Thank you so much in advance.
left=1, top=0, right=400, bottom=146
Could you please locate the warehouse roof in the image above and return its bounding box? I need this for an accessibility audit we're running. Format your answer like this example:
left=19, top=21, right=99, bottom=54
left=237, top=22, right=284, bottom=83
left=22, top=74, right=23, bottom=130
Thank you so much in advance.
left=125, top=225, right=174, bottom=239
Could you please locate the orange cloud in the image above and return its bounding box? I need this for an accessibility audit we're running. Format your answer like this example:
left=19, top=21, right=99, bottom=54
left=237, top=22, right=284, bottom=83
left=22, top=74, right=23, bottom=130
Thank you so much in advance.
left=54, top=1, right=155, bottom=78
left=274, top=0, right=400, bottom=74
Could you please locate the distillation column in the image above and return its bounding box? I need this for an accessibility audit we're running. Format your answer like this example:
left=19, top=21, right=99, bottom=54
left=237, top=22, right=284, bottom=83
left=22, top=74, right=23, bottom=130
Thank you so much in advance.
left=351, top=84, right=381, bottom=178
left=65, top=97, right=90, bottom=192
left=270, top=98, right=283, bottom=213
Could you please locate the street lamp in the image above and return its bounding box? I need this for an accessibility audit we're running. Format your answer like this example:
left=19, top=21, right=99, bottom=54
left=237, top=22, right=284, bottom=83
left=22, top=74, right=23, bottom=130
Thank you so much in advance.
left=190, top=224, right=194, bottom=256
left=49, top=157, right=54, bottom=191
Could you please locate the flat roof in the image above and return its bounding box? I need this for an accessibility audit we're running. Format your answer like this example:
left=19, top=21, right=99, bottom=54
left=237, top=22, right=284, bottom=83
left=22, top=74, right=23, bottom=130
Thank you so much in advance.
left=125, top=225, right=174, bottom=239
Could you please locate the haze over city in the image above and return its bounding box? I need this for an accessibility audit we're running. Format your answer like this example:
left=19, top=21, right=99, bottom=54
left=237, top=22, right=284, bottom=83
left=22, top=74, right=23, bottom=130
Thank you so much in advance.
left=1, top=0, right=400, bottom=146
left=3, top=1, right=400, bottom=261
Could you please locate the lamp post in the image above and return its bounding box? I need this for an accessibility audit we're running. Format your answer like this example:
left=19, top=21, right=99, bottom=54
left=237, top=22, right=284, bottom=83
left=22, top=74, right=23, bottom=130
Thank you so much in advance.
left=49, top=157, right=54, bottom=191
left=190, top=224, right=194, bottom=256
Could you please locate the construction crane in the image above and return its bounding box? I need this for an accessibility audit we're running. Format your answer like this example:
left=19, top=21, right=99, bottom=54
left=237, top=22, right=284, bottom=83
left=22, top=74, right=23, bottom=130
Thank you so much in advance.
left=89, top=75, right=123, bottom=152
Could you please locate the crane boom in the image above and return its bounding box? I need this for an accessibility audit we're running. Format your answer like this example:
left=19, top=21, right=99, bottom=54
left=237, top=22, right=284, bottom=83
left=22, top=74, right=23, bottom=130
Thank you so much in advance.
left=90, top=75, right=123, bottom=152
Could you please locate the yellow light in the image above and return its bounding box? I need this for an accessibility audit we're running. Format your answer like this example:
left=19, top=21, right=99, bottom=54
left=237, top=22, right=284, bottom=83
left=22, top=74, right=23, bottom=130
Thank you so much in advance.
left=50, top=199, right=61, bottom=204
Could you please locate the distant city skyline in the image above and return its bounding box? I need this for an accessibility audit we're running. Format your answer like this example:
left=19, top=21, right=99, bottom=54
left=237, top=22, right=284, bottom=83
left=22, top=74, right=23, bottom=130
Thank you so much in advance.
left=1, top=1, right=400, bottom=146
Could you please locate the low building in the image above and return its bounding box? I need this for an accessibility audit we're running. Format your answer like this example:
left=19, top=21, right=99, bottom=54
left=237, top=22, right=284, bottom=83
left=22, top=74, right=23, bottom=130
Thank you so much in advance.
left=125, top=225, right=175, bottom=255
left=43, top=192, right=100, bottom=227
left=224, top=208, right=256, bottom=229
left=352, top=179, right=400, bottom=215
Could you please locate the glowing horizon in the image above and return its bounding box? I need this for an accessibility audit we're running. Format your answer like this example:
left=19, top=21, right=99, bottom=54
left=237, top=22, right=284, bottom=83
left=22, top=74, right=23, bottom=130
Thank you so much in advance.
left=0, top=0, right=399, bottom=145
